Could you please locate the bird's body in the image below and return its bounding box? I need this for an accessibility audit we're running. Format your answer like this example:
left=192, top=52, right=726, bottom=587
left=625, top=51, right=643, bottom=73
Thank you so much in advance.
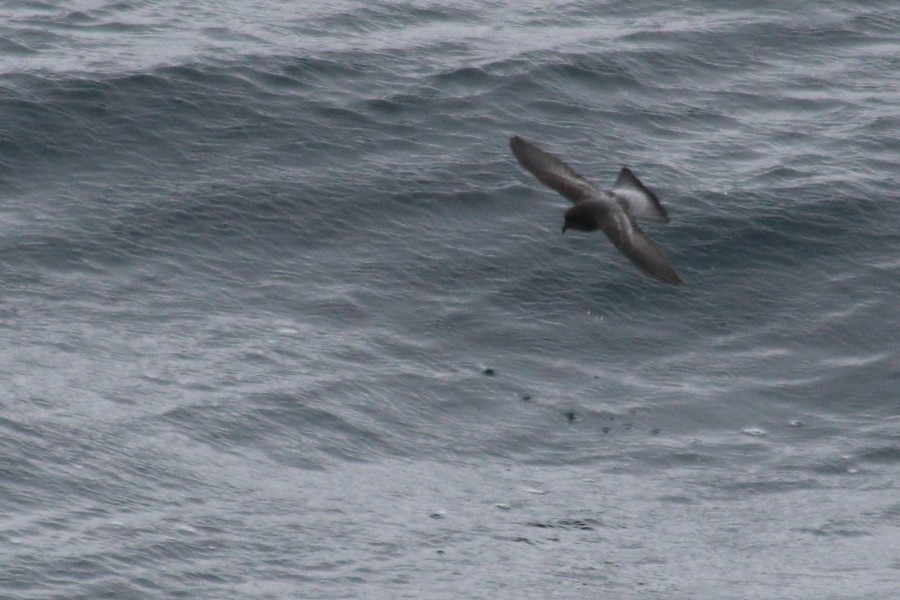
left=509, top=136, right=682, bottom=285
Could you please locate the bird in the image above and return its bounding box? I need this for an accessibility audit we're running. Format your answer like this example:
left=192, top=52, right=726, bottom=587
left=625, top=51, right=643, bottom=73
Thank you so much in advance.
left=509, top=135, right=682, bottom=285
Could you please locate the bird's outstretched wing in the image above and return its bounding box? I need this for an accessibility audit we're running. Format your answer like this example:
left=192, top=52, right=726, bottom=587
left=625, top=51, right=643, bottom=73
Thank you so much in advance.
left=600, top=209, right=682, bottom=285
left=510, top=136, right=595, bottom=204
left=612, top=167, right=669, bottom=223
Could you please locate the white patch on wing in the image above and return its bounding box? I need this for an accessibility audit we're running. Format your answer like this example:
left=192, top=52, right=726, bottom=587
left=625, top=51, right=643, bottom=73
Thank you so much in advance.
left=612, top=167, right=669, bottom=222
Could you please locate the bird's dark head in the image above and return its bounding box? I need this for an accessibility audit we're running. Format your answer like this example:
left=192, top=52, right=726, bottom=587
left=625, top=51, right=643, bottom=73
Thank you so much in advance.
left=562, top=202, right=604, bottom=234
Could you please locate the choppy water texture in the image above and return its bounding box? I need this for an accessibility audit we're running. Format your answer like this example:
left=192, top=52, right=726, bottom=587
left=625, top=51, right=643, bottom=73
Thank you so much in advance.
left=2, top=1, right=899, bottom=598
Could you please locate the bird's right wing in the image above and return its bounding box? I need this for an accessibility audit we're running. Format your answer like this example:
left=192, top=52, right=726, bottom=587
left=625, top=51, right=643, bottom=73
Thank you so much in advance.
left=601, top=211, right=682, bottom=285
left=510, top=136, right=595, bottom=204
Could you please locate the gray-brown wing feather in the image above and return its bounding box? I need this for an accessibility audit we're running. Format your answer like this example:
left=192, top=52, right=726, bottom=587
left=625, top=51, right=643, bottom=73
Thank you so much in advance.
left=510, top=136, right=594, bottom=204
left=600, top=211, right=682, bottom=285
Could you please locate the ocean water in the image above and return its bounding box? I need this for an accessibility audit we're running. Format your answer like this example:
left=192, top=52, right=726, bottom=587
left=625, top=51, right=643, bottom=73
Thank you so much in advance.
left=1, top=1, right=899, bottom=598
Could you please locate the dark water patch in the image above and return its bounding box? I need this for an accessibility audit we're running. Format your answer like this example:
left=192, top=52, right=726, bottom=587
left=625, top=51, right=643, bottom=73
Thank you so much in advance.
left=0, top=79, right=90, bottom=161
left=62, top=10, right=101, bottom=26
left=142, top=64, right=281, bottom=122
left=539, top=52, right=643, bottom=96
left=0, top=415, right=174, bottom=515
left=708, top=88, right=846, bottom=116
left=309, top=3, right=477, bottom=36
left=16, top=4, right=153, bottom=35
left=431, top=65, right=493, bottom=87
left=709, top=476, right=825, bottom=497
left=159, top=393, right=399, bottom=469
left=635, top=450, right=724, bottom=471
left=675, top=187, right=884, bottom=280
left=807, top=458, right=865, bottom=477
left=856, top=445, right=900, bottom=466
left=794, top=524, right=870, bottom=538
left=202, top=26, right=268, bottom=46
left=8, top=1, right=58, bottom=11
left=4, top=182, right=311, bottom=274
left=624, top=43, right=764, bottom=86
left=1, top=232, right=115, bottom=273
left=732, top=16, right=876, bottom=59
left=309, top=102, right=374, bottom=129
left=426, top=65, right=508, bottom=100
left=527, top=97, right=597, bottom=121
left=0, top=36, right=36, bottom=55
left=282, top=54, right=370, bottom=83
left=362, top=91, right=431, bottom=117
left=0, top=62, right=322, bottom=197
left=526, top=518, right=601, bottom=531
left=847, top=6, right=900, bottom=35
left=44, top=77, right=116, bottom=117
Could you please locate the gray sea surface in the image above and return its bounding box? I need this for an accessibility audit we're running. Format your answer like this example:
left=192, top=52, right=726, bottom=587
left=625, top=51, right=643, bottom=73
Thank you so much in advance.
left=1, top=1, right=899, bottom=598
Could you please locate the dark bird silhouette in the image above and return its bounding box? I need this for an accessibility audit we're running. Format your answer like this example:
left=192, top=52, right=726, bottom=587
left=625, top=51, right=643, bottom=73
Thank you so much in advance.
left=510, top=136, right=682, bottom=285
